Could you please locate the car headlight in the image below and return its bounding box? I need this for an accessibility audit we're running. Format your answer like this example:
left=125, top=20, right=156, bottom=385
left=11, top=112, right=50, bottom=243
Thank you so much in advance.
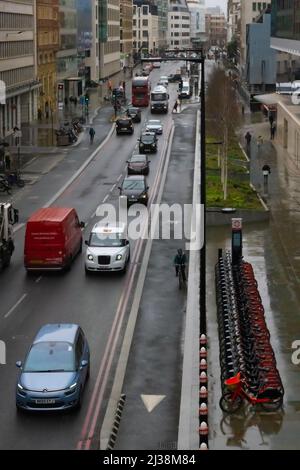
left=17, top=383, right=24, bottom=390
left=140, top=143, right=144, bottom=147
left=141, top=194, right=147, bottom=198
left=87, top=254, right=94, bottom=261
left=116, top=254, right=123, bottom=261
left=151, top=143, right=155, bottom=147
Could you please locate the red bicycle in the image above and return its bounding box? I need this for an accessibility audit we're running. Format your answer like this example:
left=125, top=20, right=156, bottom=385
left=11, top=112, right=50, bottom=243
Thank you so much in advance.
left=220, top=372, right=283, bottom=413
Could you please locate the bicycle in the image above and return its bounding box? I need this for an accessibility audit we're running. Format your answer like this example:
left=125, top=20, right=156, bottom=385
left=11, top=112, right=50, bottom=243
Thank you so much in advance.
left=219, top=372, right=283, bottom=414
left=176, top=264, right=186, bottom=290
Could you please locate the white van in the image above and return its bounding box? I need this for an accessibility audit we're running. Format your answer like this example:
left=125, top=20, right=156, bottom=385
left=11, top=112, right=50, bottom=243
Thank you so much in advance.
left=179, top=80, right=191, bottom=99
left=85, top=222, right=130, bottom=273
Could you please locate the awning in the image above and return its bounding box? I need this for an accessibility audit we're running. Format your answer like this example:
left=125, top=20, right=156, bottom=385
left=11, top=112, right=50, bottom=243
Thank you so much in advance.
left=253, top=93, right=281, bottom=105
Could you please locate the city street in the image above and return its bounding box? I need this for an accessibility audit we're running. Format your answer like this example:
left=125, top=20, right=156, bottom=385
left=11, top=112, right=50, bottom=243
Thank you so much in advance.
left=0, top=63, right=186, bottom=450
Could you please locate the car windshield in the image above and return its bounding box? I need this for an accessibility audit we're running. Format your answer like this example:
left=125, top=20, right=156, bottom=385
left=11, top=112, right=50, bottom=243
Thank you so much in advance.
left=117, top=119, right=130, bottom=125
left=23, top=342, right=75, bottom=372
left=151, top=93, right=167, bottom=101
left=182, top=86, right=189, bottom=92
left=128, top=108, right=138, bottom=113
left=147, top=120, right=161, bottom=126
left=130, top=155, right=147, bottom=163
left=141, top=134, right=154, bottom=143
left=123, top=179, right=145, bottom=190
left=89, top=232, right=123, bottom=247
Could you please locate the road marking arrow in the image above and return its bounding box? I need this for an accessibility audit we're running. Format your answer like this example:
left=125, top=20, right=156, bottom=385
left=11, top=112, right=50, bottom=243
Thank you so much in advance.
left=141, top=395, right=166, bottom=413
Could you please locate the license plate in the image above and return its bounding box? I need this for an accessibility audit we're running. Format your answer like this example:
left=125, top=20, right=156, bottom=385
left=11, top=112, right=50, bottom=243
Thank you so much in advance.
left=35, top=399, right=56, bottom=404
left=99, top=266, right=110, bottom=270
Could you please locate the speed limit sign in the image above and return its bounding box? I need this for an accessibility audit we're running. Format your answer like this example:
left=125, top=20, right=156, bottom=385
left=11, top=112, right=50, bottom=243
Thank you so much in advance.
left=232, top=218, right=242, bottom=230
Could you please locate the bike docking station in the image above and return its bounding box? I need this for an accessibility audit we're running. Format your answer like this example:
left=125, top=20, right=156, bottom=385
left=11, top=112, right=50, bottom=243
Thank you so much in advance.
left=215, top=218, right=284, bottom=414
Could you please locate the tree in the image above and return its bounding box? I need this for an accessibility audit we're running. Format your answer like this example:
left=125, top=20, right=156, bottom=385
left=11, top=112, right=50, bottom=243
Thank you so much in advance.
left=206, top=67, right=241, bottom=200
left=227, top=36, right=238, bottom=62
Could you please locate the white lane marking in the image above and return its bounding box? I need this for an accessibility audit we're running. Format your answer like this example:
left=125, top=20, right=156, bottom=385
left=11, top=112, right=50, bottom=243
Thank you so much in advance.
left=117, top=174, right=123, bottom=182
left=110, top=184, right=116, bottom=192
left=35, top=276, right=42, bottom=283
left=4, top=294, right=28, bottom=319
left=141, top=395, right=166, bottom=413
left=103, top=194, right=109, bottom=203
left=13, top=223, right=25, bottom=233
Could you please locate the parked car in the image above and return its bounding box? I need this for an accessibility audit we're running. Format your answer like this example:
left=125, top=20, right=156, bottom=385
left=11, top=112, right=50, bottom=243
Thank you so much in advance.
left=116, top=117, right=134, bottom=135
left=126, top=107, right=142, bottom=123
left=145, top=119, right=163, bottom=135
left=85, top=223, right=130, bottom=274
left=119, top=175, right=149, bottom=206
left=138, top=131, right=158, bottom=153
left=24, top=207, right=84, bottom=272
left=16, top=324, right=90, bottom=411
left=127, top=154, right=150, bottom=175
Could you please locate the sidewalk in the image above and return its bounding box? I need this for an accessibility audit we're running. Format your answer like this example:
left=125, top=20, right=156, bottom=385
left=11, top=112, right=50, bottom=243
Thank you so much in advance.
left=4, top=69, right=138, bottom=171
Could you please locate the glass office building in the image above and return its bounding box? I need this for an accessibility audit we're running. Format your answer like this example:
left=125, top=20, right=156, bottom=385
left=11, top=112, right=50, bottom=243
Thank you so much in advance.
left=271, top=0, right=300, bottom=54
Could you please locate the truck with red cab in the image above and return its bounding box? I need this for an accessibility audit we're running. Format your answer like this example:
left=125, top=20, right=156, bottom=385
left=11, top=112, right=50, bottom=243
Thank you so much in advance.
left=24, top=207, right=84, bottom=272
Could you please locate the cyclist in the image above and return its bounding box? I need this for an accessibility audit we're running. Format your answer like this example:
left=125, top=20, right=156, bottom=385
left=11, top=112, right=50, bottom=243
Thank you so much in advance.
left=89, top=127, right=95, bottom=144
left=174, top=248, right=187, bottom=281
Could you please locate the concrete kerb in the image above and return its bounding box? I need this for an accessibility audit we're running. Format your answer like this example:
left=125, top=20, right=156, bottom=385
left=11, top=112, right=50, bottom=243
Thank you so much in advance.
left=99, top=122, right=175, bottom=450
left=177, top=110, right=201, bottom=451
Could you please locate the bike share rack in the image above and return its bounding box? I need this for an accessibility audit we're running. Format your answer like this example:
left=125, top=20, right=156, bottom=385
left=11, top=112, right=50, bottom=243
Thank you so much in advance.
left=215, top=219, right=284, bottom=407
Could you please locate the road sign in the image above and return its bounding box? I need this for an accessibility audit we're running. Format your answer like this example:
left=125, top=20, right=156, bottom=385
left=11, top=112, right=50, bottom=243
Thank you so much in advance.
left=232, top=218, right=242, bottom=230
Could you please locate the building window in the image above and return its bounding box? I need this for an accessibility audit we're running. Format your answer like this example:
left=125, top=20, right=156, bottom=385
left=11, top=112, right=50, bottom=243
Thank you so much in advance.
left=142, top=6, right=148, bottom=15
left=142, top=19, right=148, bottom=26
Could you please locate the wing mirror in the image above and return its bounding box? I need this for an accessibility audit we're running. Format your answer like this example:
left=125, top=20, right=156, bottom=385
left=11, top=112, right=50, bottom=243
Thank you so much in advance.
left=16, top=361, right=22, bottom=368
left=85, top=240, right=89, bottom=246
left=80, top=221, right=85, bottom=229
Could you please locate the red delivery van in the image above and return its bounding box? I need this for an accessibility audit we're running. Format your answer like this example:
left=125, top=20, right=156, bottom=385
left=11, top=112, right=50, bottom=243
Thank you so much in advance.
left=24, top=207, right=84, bottom=271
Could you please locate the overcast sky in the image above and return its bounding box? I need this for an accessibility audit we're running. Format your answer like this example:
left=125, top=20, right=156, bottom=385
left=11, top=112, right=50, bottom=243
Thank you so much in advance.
left=205, top=0, right=227, bottom=14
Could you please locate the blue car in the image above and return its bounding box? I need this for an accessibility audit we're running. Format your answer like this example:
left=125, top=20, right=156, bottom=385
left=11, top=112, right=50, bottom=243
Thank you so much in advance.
left=16, top=324, right=90, bottom=411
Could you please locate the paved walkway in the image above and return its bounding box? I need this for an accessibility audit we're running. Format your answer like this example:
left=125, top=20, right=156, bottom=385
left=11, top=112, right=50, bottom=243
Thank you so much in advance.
left=208, top=110, right=300, bottom=450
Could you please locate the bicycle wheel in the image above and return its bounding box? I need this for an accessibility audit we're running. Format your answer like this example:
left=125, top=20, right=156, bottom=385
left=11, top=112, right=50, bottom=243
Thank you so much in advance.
left=219, top=392, right=243, bottom=413
left=260, top=396, right=283, bottom=412
left=178, top=270, right=183, bottom=290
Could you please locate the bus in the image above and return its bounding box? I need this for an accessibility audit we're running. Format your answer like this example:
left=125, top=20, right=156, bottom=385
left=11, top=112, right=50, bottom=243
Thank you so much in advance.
left=132, top=76, right=151, bottom=107
left=150, top=85, right=169, bottom=113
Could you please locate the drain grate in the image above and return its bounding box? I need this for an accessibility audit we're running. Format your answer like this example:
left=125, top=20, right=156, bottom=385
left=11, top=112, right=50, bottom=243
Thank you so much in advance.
left=106, top=394, right=126, bottom=450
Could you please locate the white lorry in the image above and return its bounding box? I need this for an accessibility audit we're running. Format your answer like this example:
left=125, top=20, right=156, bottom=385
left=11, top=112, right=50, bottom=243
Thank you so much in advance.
left=0, top=203, right=19, bottom=270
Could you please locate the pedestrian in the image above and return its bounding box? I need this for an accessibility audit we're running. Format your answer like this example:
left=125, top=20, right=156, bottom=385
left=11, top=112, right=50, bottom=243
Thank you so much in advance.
left=269, top=114, right=274, bottom=127
left=173, top=100, right=178, bottom=113
left=241, top=104, right=245, bottom=116
left=74, top=96, right=78, bottom=107
left=64, top=96, right=68, bottom=106
left=89, top=127, right=95, bottom=144
left=270, top=122, right=276, bottom=140
left=5, top=151, right=11, bottom=171
left=38, top=108, right=42, bottom=120
left=45, top=101, right=49, bottom=119
left=245, top=131, right=252, bottom=147
left=257, top=135, right=264, bottom=147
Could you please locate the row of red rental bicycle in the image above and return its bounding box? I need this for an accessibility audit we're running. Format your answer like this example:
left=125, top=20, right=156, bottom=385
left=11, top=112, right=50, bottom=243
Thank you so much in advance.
left=216, top=252, right=284, bottom=413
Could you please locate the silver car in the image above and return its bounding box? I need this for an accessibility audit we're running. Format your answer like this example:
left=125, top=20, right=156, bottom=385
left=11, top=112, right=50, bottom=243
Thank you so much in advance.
left=145, top=119, right=163, bottom=135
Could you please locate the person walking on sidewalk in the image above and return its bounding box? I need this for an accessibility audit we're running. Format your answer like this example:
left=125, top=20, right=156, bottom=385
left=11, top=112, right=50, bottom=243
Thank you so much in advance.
left=245, top=131, right=252, bottom=148
left=5, top=151, right=11, bottom=171
left=89, top=127, right=95, bottom=144
left=269, top=114, right=274, bottom=127
left=270, top=122, right=277, bottom=140
left=173, top=100, right=178, bottom=113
